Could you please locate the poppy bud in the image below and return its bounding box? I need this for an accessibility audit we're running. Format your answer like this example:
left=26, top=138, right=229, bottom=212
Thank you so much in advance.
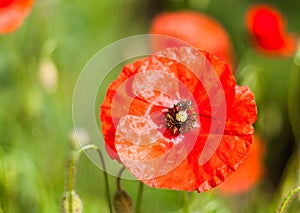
left=38, top=57, right=58, bottom=94
left=68, top=127, right=90, bottom=150
left=113, top=189, right=133, bottom=213
left=62, top=190, right=83, bottom=213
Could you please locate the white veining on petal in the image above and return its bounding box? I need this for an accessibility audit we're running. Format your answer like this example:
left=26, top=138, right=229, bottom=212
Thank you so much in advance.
left=117, top=115, right=161, bottom=145
left=156, top=47, right=227, bottom=165
left=132, top=70, right=180, bottom=107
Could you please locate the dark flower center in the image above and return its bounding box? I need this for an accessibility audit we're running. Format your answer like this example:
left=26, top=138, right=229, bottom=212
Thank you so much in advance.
left=165, top=100, right=197, bottom=135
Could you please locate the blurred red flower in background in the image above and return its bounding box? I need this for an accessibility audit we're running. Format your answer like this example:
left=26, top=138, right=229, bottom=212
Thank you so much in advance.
left=150, top=11, right=235, bottom=70
left=100, top=47, right=257, bottom=192
left=245, top=4, right=297, bottom=56
left=219, top=134, right=265, bottom=195
left=0, top=0, right=34, bottom=34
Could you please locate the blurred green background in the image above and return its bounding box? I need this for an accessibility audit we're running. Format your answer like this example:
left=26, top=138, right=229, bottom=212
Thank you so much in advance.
left=0, top=0, right=300, bottom=212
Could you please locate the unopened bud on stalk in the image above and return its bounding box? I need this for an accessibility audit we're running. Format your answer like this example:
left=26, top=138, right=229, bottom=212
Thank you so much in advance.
left=68, top=127, right=90, bottom=150
left=113, top=189, right=133, bottom=213
left=62, top=190, right=83, bottom=213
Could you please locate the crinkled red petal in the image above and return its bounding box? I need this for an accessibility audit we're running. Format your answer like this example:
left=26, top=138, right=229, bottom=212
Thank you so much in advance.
left=225, top=85, right=257, bottom=135
left=100, top=48, right=257, bottom=191
left=142, top=134, right=252, bottom=191
left=219, top=134, right=265, bottom=195
left=100, top=61, right=143, bottom=160
left=156, top=48, right=236, bottom=116
left=101, top=56, right=182, bottom=160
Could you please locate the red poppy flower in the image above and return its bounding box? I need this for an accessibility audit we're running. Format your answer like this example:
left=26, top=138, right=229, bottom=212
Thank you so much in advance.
left=100, top=47, right=257, bottom=192
left=245, top=4, right=297, bottom=56
left=150, top=11, right=235, bottom=70
left=0, top=0, right=34, bottom=34
left=219, top=134, right=265, bottom=195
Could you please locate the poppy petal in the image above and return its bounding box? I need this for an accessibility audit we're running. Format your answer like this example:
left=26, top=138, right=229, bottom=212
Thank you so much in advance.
left=0, top=0, right=34, bottom=34
left=100, top=47, right=257, bottom=192
left=225, top=85, right=257, bottom=135
left=156, top=47, right=236, bottom=116
left=101, top=54, right=199, bottom=160
left=219, top=134, right=265, bottom=195
left=132, top=71, right=179, bottom=108
left=150, top=11, right=235, bottom=69
left=117, top=115, right=162, bottom=146
left=196, top=134, right=252, bottom=192
left=115, top=124, right=199, bottom=180
left=245, top=4, right=297, bottom=56
left=100, top=64, right=139, bottom=160
left=141, top=134, right=252, bottom=191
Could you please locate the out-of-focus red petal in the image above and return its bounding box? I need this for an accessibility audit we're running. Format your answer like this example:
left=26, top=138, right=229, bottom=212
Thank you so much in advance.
left=150, top=11, right=235, bottom=70
left=253, top=33, right=298, bottom=57
left=0, top=0, right=34, bottom=34
left=246, top=4, right=285, bottom=38
left=225, top=86, right=257, bottom=135
left=0, top=0, right=14, bottom=8
left=219, top=135, right=265, bottom=195
left=245, top=4, right=297, bottom=56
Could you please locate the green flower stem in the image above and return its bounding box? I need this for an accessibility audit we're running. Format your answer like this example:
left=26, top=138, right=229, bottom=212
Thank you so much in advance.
left=65, top=144, right=113, bottom=213
left=95, top=148, right=113, bottom=213
left=182, top=192, right=190, bottom=213
left=117, top=166, right=126, bottom=191
left=277, top=186, right=300, bottom=213
left=134, top=182, right=144, bottom=213
left=66, top=153, right=76, bottom=213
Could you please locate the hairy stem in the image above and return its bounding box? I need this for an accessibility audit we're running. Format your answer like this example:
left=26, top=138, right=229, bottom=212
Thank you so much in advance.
left=65, top=144, right=113, bottom=213
left=277, top=186, right=300, bottom=213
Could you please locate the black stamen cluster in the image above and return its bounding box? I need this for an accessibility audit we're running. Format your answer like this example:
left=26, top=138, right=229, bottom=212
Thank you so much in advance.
left=165, top=100, right=197, bottom=135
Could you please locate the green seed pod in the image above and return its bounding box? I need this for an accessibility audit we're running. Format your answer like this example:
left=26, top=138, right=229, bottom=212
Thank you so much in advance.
left=62, top=190, right=83, bottom=213
left=113, top=189, right=133, bottom=213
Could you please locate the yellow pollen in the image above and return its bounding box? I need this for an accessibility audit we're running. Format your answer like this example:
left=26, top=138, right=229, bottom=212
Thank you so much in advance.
left=175, top=111, right=188, bottom=122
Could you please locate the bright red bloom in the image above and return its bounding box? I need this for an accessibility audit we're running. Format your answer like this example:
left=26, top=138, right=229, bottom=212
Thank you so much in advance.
left=100, top=47, right=257, bottom=192
left=150, top=11, right=235, bottom=70
left=0, top=0, right=34, bottom=34
left=245, top=4, right=297, bottom=56
left=219, top=134, right=265, bottom=195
